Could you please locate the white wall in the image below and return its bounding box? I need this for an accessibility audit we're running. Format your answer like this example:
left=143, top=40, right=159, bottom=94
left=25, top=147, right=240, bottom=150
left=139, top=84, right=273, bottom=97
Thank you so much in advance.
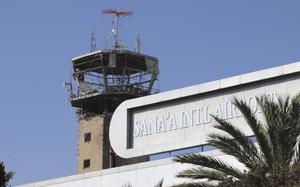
left=110, top=61, right=300, bottom=158
left=16, top=151, right=244, bottom=187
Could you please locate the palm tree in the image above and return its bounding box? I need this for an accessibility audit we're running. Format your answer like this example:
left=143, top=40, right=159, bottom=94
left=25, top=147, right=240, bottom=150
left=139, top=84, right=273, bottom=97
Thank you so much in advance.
left=0, top=162, right=14, bottom=187
left=173, top=94, right=300, bottom=187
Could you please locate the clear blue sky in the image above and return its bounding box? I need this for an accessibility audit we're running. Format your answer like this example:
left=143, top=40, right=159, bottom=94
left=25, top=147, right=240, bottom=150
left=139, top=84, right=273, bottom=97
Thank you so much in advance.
left=1, top=0, right=300, bottom=185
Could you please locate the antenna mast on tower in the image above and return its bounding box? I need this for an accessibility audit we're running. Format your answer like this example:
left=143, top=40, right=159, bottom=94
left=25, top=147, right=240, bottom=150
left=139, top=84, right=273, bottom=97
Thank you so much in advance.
left=102, top=9, right=133, bottom=49
left=90, top=29, right=97, bottom=52
left=135, top=32, right=141, bottom=53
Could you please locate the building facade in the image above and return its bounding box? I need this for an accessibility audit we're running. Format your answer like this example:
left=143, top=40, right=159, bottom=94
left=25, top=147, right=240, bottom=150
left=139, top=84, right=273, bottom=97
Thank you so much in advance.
left=17, top=61, right=300, bottom=187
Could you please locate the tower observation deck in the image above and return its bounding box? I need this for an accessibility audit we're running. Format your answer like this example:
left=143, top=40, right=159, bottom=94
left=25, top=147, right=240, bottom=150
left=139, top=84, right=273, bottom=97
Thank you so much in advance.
left=66, top=9, right=159, bottom=173
left=70, top=49, right=159, bottom=114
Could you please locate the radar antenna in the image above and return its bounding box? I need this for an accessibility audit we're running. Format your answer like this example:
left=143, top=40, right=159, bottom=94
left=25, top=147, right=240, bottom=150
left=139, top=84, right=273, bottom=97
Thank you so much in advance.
left=102, top=9, right=133, bottom=49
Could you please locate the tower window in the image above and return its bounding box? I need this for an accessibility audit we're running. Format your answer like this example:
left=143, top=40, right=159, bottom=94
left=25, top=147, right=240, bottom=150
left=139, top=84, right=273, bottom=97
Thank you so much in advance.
left=83, top=159, right=90, bottom=169
left=84, top=132, right=91, bottom=142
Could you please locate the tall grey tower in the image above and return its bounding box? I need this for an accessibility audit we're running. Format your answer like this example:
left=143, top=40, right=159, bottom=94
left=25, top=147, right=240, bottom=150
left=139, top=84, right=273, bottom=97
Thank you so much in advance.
left=66, top=9, right=159, bottom=173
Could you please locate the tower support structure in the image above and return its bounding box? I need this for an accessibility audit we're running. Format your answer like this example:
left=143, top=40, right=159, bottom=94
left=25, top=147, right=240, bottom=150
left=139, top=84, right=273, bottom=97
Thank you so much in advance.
left=70, top=49, right=159, bottom=172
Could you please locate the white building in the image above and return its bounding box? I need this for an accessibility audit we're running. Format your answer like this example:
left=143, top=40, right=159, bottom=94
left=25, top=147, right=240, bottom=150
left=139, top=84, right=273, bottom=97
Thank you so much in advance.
left=17, top=61, right=300, bottom=187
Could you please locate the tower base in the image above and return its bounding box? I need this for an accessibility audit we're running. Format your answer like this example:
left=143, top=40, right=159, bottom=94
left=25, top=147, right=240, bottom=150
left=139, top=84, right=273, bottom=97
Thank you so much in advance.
left=77, top=114, right=149, bottom=173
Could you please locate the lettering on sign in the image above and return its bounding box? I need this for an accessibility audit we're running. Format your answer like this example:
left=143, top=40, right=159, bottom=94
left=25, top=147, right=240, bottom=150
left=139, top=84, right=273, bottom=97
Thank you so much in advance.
left=133, top=92, right=278, bottom=137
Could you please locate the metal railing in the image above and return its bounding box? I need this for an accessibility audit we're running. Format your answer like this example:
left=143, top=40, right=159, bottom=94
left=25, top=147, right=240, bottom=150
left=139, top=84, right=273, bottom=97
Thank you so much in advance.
left=70, top=81, right=159, bottom=100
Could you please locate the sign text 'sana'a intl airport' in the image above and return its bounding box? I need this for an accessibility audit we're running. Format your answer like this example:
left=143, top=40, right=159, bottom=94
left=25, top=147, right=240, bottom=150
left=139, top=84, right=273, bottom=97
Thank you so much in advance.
left=17, top=9, right=300, bottom=187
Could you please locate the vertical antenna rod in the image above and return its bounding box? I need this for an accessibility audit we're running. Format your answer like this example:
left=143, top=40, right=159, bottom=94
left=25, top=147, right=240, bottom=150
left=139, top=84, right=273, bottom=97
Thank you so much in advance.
left=102, top=9, right=133, bottom=49
left=135, top=32, right=141, bottom=53
left=90, top=29, right=97, bottom=52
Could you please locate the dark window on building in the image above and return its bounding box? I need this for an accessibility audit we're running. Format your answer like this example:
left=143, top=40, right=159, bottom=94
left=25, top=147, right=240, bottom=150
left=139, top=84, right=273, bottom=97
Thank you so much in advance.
left=83, top=159, right=90, bottom=169
left=84, top=132, right=91, bottom=142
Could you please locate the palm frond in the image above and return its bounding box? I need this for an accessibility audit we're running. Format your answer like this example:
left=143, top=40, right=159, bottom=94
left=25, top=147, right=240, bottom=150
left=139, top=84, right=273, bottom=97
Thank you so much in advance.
left=176, top=167, right=227, bottom=181
left=258, top=95, right=300, bottom=170
left=171, top=181, right=217, bottom=187
left=276, top=96, right=291, bottom=167
left=174, top=154, right=243, bottom=179
left=233, top=97, right=272, bottom=170
left=207, top=133, right=256, bottom=171
left=286, top=94, right=300, bottom=166
left=174, top=94, right=300, bottom=186
left=210, top=115, right=264, bottom=170
left=291, top=134, right=300, bottom=166
left=155, top=179, right=163, bottom=187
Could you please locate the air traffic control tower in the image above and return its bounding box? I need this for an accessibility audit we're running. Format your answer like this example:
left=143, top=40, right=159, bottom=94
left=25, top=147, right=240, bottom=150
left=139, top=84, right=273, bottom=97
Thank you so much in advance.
left=66, top=9, right=159, bottom=173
